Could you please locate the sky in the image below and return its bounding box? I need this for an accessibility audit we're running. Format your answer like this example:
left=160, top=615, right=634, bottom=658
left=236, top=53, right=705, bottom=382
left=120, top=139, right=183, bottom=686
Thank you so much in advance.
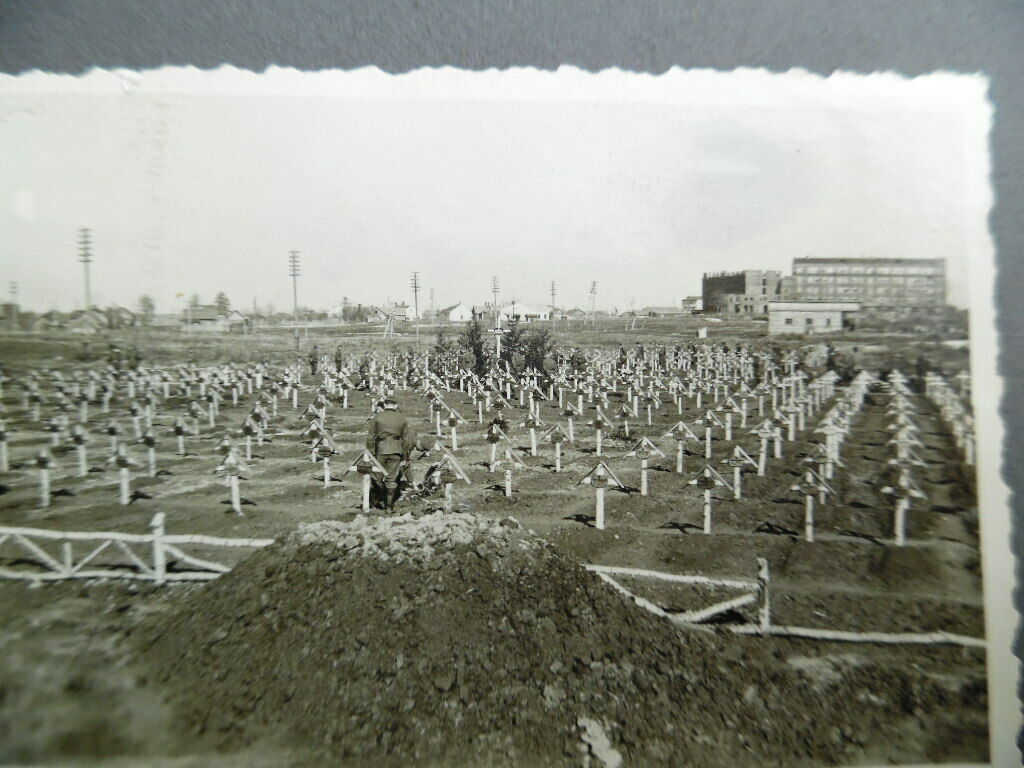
left=0, top=66, right=990, bottom=314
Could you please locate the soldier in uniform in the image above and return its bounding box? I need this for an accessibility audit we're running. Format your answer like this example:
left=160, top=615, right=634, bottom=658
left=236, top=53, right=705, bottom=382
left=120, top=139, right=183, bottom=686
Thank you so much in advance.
left=308, top=344, right=320, bottom=376
left=366, top=395, right=414, bottom=510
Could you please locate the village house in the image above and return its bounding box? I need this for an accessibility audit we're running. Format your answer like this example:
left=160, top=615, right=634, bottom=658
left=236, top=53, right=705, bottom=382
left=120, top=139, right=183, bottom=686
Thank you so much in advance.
left=641, top=306, right=688, bottom=318
left=103, top=306, right=137, bottom=329
left=427, top=303, right=473, bottom=323
left=366, top=303, right=410, bottom=324
left=472, top=303, right=550, bottom=324
left=65, top=309, right=110, bottom=334
left=180, top=305, right=250, bottom=333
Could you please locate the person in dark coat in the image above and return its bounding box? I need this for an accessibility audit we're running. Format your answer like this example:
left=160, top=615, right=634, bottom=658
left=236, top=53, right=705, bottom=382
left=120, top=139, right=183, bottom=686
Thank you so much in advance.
left=366, top=395, right=414, bottom=510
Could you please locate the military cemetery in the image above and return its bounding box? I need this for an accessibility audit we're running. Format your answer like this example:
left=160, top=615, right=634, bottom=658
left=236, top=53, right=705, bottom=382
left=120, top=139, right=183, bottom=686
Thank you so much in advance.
left=0, top=65, right=1000, bottom=768
left=0, top=294, right=985, bottom=765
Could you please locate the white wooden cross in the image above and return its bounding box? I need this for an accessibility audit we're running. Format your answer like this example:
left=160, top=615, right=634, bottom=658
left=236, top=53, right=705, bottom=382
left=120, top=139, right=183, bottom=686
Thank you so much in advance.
left=790, top=469, right=833, bottom=542
left=343, top=450, right=389, bottom=513
left=579, top=461, right=626, bottom=530
left=108, top=445, right=143, bottom=506
left=623, top=437, right=665, bottom=496
left=215, top=449, right=247, bottom=515
left=543, top=424, right=572, bottom=473
left=436, top=450, right=472, bottom=511
left=688, top=465, right=733, bottom=534
left=663, top=420, right=699, bottom=474
left=445, top=407, right=467, bottom=451
left=587, top=409, right=611, bottom=457
left=880, top=478, right=927, bottom=546
left=519, top=413, right=546, bottom=456
left=722, top=445, right=758, bottom=500
left=694, top=409, right=726, bottom=459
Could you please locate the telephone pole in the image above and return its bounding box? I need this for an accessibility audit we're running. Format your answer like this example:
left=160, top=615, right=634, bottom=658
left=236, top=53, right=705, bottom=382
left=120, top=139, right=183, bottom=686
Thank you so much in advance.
left=549, top=281, right=557, bottom=323
left=8, top=282, right=17, bottom=332
left=78, top=228, right=93, bottom=310
left=410, top=271, right=421, bottom=348
left=589, top=281, right=597, bottom=327
left=491, top=275, right=500, bottom=329
left=288, top=251, right=300, bottom=320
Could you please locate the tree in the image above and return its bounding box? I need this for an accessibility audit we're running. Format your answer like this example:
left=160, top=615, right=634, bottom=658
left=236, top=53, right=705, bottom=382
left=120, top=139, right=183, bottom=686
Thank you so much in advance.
left=458, top=318, right=488, bottom=376
left=431, top=327, right=458, bottom=372
left=501, top=317, right=526, bottom=363
left=214, top=292, right=231, bottom=315
left=137, top=295, right=155, bottom=325
left=522, top=326, right=556, bottom=372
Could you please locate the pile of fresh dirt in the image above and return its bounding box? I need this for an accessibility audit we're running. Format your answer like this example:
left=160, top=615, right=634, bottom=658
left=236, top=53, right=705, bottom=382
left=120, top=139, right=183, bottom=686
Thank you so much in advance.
left=136, top=512, right=960, bottom=767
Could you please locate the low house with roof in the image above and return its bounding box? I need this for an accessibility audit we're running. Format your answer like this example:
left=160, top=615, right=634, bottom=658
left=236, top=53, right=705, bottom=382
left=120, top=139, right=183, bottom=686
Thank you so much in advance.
left=65, top=309, right=109, bottom=334
left=767, top=300, right=860, bottom=336
left=367, top=303, right=410, bottom=323
left=31, top=311, right=67, bottom=333
left=442, top=303, right=474, bottom=322
left=642, top=305, right=688, bottom=318
left=180, top=305, right=249, bottom=332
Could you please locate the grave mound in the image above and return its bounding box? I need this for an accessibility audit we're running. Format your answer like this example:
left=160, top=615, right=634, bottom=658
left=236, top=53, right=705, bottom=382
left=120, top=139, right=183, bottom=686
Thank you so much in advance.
left=137, top=512, right=903, bottom=766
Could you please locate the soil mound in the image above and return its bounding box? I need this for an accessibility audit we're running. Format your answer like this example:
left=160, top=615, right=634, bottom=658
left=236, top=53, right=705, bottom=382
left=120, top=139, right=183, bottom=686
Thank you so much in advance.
left=137, top=512, right=935, bottom=767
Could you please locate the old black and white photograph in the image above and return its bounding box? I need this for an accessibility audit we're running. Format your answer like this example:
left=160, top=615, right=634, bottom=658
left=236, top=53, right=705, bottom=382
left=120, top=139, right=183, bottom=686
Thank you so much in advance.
left=0, top=65, right=1014, bottom=766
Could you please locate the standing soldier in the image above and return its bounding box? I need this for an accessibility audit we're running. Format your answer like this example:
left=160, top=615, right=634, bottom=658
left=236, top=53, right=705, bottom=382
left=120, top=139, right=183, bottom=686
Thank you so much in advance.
left=334, top=345, right=344, bottom=373
left=366, top=395, right=414, bottom=510
left=308, top=344, right=320, bottom=376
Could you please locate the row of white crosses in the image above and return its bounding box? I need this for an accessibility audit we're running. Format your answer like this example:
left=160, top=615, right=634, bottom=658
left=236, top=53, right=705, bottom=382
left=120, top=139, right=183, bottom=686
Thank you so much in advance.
left=924, top=371, right=975, bottom=467
left=412, top=347, right=839, bottom=525
left=0, top=358, right=291, bottom=510
left=781, top=371, right=874, bottom=542
left=2, top=344, right=814, bottom=517
left=309, top=345, right=817, bottom=516
left=880, top=372, right=930, bottom=546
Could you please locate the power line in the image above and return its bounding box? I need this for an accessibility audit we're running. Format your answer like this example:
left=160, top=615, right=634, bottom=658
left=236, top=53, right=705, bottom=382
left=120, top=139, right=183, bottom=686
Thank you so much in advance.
left=78, top=227, right=92, bottom=309
left=288, top=251, right=300, bottom=320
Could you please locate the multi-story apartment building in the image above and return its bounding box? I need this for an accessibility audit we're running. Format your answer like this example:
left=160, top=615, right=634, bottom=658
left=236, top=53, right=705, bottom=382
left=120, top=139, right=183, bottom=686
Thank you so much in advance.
left=784, top=257, right=946, bottom=314
left=701, top=270, right=782, bottom=315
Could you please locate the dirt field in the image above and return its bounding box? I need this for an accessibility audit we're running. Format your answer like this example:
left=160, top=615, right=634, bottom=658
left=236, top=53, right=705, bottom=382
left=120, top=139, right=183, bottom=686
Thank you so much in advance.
left=0, top=327, right=984, bottom=766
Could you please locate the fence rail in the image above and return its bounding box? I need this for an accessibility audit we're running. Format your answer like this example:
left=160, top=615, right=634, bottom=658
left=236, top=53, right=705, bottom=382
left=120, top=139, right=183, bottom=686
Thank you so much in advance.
left=0, top=514, right=274, bottom=585
left=586, top=561, right=986, bottom=649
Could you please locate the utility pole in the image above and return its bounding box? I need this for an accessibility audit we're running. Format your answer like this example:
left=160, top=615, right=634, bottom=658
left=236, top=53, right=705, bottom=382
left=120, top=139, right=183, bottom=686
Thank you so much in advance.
left=410, top=271, right=421, bottom=348
left=589, top=281, right=597, bottom=326
left=491, top=275, right=500, bottom=329
left=288, top=251, right=300, bottom=320
left=78, top=227, right=93, bottom=310
left=8, top=282, right=17, bottom=332
left=549, top=281, right=556, bottom=324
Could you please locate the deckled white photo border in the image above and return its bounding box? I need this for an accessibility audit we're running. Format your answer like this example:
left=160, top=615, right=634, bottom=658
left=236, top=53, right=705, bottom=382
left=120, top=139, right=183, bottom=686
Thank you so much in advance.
left=0, top=64, right=1015, bottom=767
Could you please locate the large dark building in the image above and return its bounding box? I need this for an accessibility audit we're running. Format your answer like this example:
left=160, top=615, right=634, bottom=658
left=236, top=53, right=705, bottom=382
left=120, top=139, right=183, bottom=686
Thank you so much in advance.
left=782, top=257, right=946, bottom=314
left=701, top=270, right=782, bottom=315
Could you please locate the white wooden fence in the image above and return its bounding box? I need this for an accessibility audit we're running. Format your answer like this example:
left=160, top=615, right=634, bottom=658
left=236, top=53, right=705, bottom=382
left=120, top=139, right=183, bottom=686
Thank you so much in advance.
left=0, top=513, right=274, bottom=585
left=586, top=561, right=986, bottom=649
